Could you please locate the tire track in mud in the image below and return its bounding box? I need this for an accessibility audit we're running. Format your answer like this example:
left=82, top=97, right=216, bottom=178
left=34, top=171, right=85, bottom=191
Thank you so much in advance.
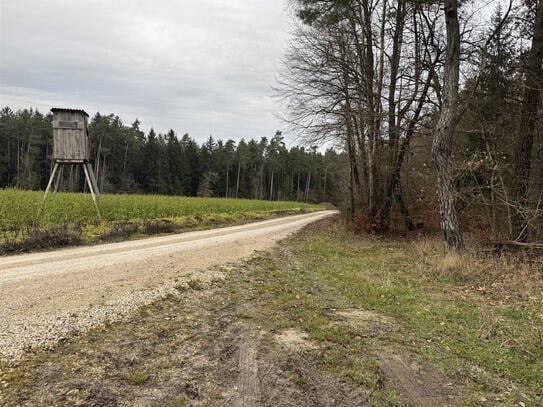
left=233, top=327, right=260, bottom=407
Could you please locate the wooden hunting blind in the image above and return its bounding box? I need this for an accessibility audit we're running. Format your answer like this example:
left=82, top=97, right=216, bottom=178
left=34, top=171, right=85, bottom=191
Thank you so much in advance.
left=51, top=108, right=90, bottom=162
left=42, top=108, right=101, bottom=218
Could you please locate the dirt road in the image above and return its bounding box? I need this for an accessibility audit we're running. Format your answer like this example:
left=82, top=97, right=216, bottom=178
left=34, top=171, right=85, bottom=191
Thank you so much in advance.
left=0, top=211, right=336, bottom=360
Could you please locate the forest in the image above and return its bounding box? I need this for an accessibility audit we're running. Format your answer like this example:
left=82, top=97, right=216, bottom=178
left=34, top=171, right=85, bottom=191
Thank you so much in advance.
left=277, top=0, right=543, bottom=250
left=0, top=108, right=342, bottom=205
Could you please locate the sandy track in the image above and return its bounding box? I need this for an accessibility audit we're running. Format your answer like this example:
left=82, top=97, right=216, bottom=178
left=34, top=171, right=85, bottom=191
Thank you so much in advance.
left=0, top=211, right=336, bottom=360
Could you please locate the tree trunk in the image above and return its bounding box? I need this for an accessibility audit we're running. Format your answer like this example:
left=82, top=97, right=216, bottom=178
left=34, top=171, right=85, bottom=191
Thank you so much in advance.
left=6, top=133, right=11, bottom=184
left=381, top=55, right=433, bottom=230
left=339, top=37, right=362, bottom=209
left=269, top=171, right=274, bottom=201
left=16, top=136, right=20, bottom=187
left=225, top=162, right=229, bottom=198
left=305, top=171, right=311, bottom=203
left=323, top=165, right=328, bottom=197
left=344, top=111, right=361, bottom=211
left=297, top=173, right=301, bottom=201
left=511, top=1, right=543, bottom=242
left=258, top=164, right=263, bottom=200
left=349, top=159, right=355, bottom=221
left=291, top=171, right=295, bottom=201
left=235, top=161, right=241, bottom=199
left=24, top=133, right=33, bottom=189
left=395, top=180, right=414, bottom=231
left=123, top=141, right=129, bottom=177
left=432, top=0, right=464, bottom=253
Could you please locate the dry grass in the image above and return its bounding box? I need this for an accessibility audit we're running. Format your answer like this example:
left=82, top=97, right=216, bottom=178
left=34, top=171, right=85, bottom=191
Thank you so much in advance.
left=411, top=236, right=543, bottom=304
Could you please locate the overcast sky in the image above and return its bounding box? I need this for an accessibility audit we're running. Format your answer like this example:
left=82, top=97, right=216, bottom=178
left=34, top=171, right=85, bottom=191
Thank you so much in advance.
left=0, top=0, right=294, bottom=143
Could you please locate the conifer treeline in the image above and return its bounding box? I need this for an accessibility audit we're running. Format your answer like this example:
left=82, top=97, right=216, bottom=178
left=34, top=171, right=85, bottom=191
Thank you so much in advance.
left=0, top=107, right=341, bottom=203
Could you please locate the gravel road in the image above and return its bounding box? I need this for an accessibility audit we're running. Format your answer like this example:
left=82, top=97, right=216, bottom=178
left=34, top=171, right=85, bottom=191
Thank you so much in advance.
left=0, top=211, right=336, bottom=360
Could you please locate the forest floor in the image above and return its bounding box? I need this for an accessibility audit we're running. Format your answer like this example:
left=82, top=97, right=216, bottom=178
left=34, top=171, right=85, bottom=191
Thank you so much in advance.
left=1, top=216, right=542, bottom=406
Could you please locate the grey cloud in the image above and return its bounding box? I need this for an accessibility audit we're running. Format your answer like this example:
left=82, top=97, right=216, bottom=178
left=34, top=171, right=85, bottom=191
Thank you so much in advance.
left=0, top=0, right=292, bottom=143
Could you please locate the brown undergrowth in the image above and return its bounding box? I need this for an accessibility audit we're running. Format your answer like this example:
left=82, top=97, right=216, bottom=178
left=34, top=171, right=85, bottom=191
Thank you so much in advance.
left=411, top=236, right=543, bottom=302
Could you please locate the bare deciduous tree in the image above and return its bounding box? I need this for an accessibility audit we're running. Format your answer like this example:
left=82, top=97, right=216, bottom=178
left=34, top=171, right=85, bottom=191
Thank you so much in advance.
left=279, top=0, right=441, bottom=231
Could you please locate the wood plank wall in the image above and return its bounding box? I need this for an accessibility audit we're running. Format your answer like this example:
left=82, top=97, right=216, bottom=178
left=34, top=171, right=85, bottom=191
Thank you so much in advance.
left=52, top=111, right=89, bottom=161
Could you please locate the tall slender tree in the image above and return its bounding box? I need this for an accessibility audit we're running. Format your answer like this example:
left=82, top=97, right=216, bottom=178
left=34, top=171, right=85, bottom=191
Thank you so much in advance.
left=511, top=0, right=543, bottom=242
left=432, top=0, right=464, bottom=252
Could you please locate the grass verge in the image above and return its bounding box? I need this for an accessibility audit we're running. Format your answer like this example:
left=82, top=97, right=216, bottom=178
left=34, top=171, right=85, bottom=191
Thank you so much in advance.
left=250, top=218, right=542, bottom=405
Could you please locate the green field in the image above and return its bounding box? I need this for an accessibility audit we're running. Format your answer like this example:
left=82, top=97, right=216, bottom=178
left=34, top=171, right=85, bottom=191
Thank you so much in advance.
left=0, top=189, right=323, bottom=251
left=0, top=189, right=320, bottom=229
